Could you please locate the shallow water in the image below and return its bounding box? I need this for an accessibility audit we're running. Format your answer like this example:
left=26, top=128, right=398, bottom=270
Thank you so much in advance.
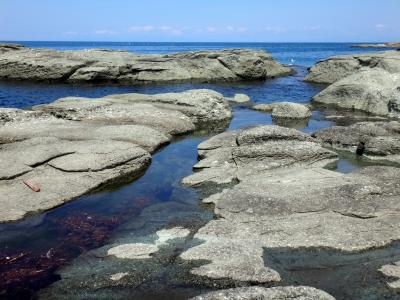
left=0, top=43, right=399, bottom=299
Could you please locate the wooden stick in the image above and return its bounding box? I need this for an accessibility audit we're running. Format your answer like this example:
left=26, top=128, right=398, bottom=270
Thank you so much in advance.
left=23, top=179, right=41, bottom=192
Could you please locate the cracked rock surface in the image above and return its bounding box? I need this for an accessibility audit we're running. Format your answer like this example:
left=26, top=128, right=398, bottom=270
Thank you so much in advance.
left=180, top=125, right=400, bottom=287
left=0, top=45, right=291, bottom=84
left=0, top=89, right=232, bottom=222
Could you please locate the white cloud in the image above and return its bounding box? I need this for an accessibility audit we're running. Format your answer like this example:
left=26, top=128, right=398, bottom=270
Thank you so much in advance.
left=94, top=29, right=118, bottom=35
left=225, top=26, right=247, bottom=33
left=128, top=25, right=155, bottom=32
left=206, top=26, right=216, bottom=32
left=226, top=26, right=235, bottom=31
left=375, top=24, right=385, bottom=29
left=64, top=31, right=79, bottom=36
left=160, top=26, right=183, bottom=36
left=264, top=26, right=287, bottom=33
left=237, top=27, right=247, bottom=33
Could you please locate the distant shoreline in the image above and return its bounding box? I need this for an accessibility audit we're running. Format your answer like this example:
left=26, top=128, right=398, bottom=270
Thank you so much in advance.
left=352, top=42, right=400, bottom=48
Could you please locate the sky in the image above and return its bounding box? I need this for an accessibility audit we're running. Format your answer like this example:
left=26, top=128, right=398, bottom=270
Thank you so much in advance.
left=1, top=0, right=399, bottom=42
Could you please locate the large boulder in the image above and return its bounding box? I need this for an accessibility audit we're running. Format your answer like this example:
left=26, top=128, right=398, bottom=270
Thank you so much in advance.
left=0, top=47, right=291, bottom=84
left=305, top=50, right=400, bottom=84
left=0, top=90, right=232, bottom=222
left=312, top=69, right=400, bottom=118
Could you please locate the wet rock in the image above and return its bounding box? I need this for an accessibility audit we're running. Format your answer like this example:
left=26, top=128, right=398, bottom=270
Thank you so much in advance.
left=305, top=50, right=400, bottom=84
left=107, top=243, right=159, bottom=259
left=182, top=125, right=337, bottom=186
left=312, top=69, right=400, bottom=118
left=0, top=90, right=232, bottom=222
left=0, top=47, right=291, bottom=84
left=312, top=121, right=400, bottom=163
left=190, top=286, right=335, bottom=300
left=379, top=261, right=400, bottom=291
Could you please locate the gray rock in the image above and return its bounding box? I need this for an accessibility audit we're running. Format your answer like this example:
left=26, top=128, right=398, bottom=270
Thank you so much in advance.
left=228, top=93, right=250, bottom=103
left=305, top=50, right=400, bottom=84
left=0, top=47, right=291, bottom=84
left=379, top=261, right=400, bottom=291
left=181, top=166, right=400, bottom=284
left=312, top=69, right=400, bottom=118
left=312, top=121, right=400, bottom=163
left=182, top=125, right=337, bottom=186
left=0, top=90, right=232, bottom=222
left=190, top=286, right=335, bottom=300
left=253, top=102, right=311, bottom=119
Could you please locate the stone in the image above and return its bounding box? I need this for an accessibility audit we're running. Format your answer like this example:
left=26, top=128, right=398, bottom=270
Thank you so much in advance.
left=312, top=69, right=400, bottom=118
left=253, top=102, right=311, bottom=119
left=107, top=243, right=159, bottom=259
left=182, top=125, right=337, bottom=186
left=156, top=227, right=191, bottom=245
left=0, top=47, right=291, bottom=84
left=305, top=50, right=400, bottom=84
left=379, top=261, right=400, bottom=291
left=312, top=121, right=400, bottom=163
left=228, top=93, right=250, bottom=103
left=0, top=90, right=232, bottom=222
left=190, top=286, right=335, bottom=300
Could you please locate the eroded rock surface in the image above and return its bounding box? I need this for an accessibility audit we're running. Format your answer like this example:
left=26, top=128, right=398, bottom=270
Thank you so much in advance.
left=180, top=125, right=400, bottom=291
left=305, top=50, right=400, bottom=84
left=312, top=69, right=400, bottom=118
left=190, top=286, right=335, bottom=300
left=0, top=90, right=232, bottom=222
left=313, top=121, right=400, bottom=163
left=0, top=45, right=291, bottom=84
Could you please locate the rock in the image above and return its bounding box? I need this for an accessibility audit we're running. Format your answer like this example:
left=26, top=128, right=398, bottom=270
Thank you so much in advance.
left=305, top=50, right=400, bottom=84
left=228, top=93, right=250, bottom=103
left=379, top=261, right=400, bottom=291
left=0, top=90, right=232, bottom=222
left=110, top=272, right=129, bottom=281
left=181, top=165, right=400, bottom=286
left=352, top=42, right=400, bottom=48
left=107, top=243, right=159, bottom=259
left=155, top=227, right=191, bottom=245
left=253, top=102, right=311, bottom=119
left=312, top=69, right=400, bottom=118
left=312, top=121, right=400, bottom=163
left=190, top=286, right=335, bottom=300
left=182, top=125, right=337, bottom=186
left=0, top=43, right=25, bottom=54
left=0, top=47, right=291, bottom=84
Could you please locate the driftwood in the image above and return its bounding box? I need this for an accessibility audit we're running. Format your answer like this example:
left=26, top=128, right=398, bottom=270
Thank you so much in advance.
left=23, top=179, right=40, bottom=192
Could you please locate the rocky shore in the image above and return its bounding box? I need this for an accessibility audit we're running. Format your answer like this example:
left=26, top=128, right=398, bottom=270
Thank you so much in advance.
left=0, top=89, right=232, bottom=222
left=0, top=44, right=291, bottom=84
left=305, top=50, right=400, bottom=119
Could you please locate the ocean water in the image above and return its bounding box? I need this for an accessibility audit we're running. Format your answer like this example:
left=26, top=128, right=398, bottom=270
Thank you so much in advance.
left=0, top=42, right=397, bottom=299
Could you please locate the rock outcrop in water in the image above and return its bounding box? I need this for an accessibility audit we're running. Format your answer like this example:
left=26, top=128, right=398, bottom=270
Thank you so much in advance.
left=305, top=50, right=400, bottom=118
left=253, top=102, right=312, bottom=119
left=0, top=44, right=291, bottom=84
left=0, top=89, right=232, bottom=222
left=312, top=121, right=400, bottom=163
left=180, top=125, right=400, bottom=298
left=305, top=50, right=400, bottom=84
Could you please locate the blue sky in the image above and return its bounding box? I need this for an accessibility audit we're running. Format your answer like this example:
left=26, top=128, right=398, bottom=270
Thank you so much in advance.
left=1, top=0, right=399, bottom=42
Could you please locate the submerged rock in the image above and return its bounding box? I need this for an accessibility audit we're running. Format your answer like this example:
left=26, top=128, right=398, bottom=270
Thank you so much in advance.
left=0, top=47, right=291, bottom=84
left=190, top=286, right=335, bottom=300
left=305, top=50, right=400, bottom=84
left=379, top=262, right=400, bottom=291
left=0, top=90, right=232, bottom=222
left=312, top=69, right=400, bottom=118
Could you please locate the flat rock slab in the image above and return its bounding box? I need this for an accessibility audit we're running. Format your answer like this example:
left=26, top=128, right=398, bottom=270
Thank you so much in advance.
left=0, top=46, right=291, bottom=84
left=190, top=286, right=335, bottom=300
left=253, top=102, right=312, bottom=119
left=312, top=69, right=400, bottom=118
left=305, top=50, right=400, bottom=84
left=0, top=90, right=232, bottom=222
left=379, top=261, right=400, bottom=291
left=313, top=121, right=400, bottom=163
